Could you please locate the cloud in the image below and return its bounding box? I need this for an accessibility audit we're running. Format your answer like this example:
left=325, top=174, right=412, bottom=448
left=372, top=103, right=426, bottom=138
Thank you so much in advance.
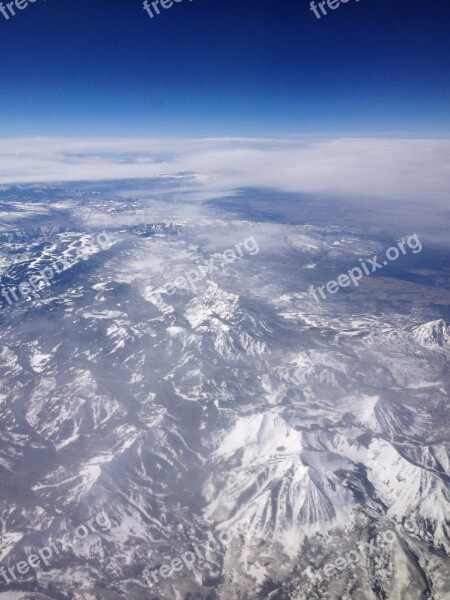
left=0, top=137, right=449, bottom=211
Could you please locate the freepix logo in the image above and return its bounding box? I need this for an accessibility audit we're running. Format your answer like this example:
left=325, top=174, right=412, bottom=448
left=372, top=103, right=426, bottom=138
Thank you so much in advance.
left=163, top=236, right=259, bottom=295
left=308, top=234, right=422, bottom=303
left=143, top=0, right=194, bottom=20
left=0, top=231, right=113, bottom=309
left=0, top=511, right=111, bottom=586
left=143, top=530, right=230, bottom=588
left=309, top=0, right=362, bottom=20
left=0, top=0, right=41, bottom=21
left=305, top=529, right=396, bottom=584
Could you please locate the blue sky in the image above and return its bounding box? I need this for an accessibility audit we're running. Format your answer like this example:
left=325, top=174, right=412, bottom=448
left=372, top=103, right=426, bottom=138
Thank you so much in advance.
left=0, top=0, right=449, bottom=136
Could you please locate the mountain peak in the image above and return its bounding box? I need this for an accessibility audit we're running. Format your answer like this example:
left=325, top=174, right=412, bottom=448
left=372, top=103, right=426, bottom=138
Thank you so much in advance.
left=412, top=319, right=450, bottom=349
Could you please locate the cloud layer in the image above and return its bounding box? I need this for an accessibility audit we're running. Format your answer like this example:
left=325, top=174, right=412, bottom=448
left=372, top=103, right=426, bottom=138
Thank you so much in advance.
left=1, top=137, right=449, bottom=210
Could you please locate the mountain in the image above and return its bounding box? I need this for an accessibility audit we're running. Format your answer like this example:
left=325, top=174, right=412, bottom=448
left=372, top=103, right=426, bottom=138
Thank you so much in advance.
left=0, top=182, right=449, bottom=600
left=412, top=319, right=450, bottom=350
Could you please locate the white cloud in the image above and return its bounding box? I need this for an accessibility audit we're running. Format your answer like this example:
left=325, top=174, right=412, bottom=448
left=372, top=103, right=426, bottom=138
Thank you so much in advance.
left=0, top=137, right=449, bottom=210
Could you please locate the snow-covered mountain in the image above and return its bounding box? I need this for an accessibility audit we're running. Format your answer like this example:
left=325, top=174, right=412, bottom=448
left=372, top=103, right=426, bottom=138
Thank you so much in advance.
left=0, top=184, right=449, bottom=600
left=412, top=319, right=450, bottom=350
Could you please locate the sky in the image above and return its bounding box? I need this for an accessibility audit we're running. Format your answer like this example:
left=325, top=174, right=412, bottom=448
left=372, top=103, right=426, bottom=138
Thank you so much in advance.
left=1, top=0, right=449, bottom=137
